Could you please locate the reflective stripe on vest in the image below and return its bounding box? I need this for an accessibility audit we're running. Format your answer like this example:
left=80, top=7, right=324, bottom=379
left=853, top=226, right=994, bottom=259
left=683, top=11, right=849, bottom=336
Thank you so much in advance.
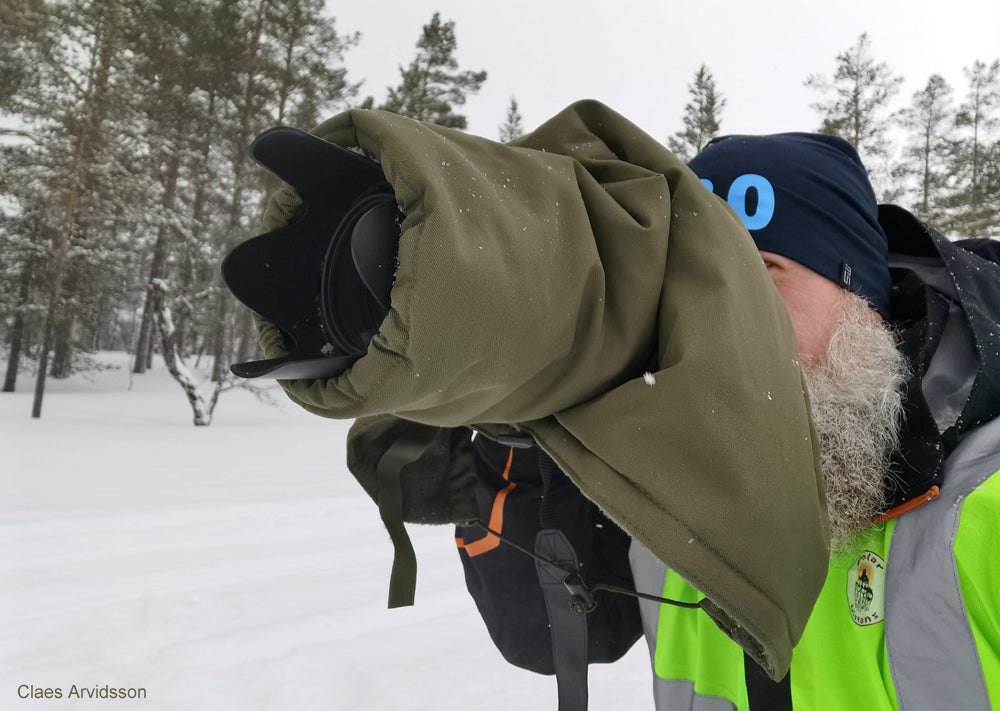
left=885, top=416, right=1000, bottom=711
left=630, top=542, right=740, bottom=711
left=649, top=679, right=736, bottom=711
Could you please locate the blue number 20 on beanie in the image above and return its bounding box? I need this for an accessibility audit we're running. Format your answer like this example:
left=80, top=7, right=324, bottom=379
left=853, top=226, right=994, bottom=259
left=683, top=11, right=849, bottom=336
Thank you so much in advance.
left=686, top=133, right=891, bottom=318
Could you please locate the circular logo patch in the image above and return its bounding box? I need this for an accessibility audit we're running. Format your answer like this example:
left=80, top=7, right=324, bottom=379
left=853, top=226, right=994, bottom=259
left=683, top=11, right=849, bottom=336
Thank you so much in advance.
left=847, top=550, right=885, bottom=626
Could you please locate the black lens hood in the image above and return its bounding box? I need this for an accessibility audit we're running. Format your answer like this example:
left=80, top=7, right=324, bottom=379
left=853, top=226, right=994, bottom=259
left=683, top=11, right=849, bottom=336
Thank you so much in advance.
left=221, top=127, right=400, bottom=379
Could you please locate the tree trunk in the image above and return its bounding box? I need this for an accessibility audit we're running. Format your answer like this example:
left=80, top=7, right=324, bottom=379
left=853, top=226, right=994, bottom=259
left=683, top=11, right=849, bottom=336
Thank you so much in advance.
left=210, top=0, right=267, bottom=383
left=32, top=1, right=119, bottom=417
left=234, top=309, right=258, bottom=365
left=152, top=280, right=215, bottom=426
left=210, top=291, right=231, bottom=382
left=2, top=260, right=33, bottom=392
left=132, top=284, right=155, bottom=374
left=133, top=154, right=181, bottom=374
left=175, top=250, right=196, bottom=357
left=921, top=130, right=931, bottom=215
left=32, top=171, right=79, bottom=417
left=50, top=309, right=75, bottom=379
left=971, top=116, right=981, bottom=199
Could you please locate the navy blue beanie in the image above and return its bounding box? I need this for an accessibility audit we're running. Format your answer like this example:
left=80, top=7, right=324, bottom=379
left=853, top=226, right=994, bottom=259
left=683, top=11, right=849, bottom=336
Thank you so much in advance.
left=687, top=133, right=891, bottom=318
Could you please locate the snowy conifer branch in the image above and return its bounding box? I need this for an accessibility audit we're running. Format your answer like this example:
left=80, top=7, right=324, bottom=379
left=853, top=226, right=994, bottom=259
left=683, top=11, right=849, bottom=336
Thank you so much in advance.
left=0, top=127, right=42, bottom=142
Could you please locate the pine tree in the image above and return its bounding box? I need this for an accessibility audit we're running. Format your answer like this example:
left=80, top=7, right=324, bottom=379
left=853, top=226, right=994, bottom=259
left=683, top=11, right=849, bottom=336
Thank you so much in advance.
left=805, top=33, right=903, bottom=167
left=0, top=166, right=46, bottom=392
left=900, top=74, right=954, bottom=219
left=202, top=0, right=361, bottom=382
left=0, top=2, right=56, bottom=390
left=668, top=64, right=726, bottom=161
left=112, top=0, right=362, bottom=383
left=381, top=12, right=487, bottom=129
left=955, top=60, right=1000, bottom=204
left=125, top=0, right=360, bottom=378
left=265, top=0, right=360, bottom=128
left=0, top=0, right=145, bottom=415
left=126, top=0, right=212, bottom=374
left=946, top=59, right=1000, bottom=237
left=498, top=96, right=524, bottom=142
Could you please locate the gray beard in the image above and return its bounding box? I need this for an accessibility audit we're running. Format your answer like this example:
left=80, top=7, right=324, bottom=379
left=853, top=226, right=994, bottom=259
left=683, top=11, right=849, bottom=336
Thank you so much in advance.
left=802, top=292, right=910, bottom=552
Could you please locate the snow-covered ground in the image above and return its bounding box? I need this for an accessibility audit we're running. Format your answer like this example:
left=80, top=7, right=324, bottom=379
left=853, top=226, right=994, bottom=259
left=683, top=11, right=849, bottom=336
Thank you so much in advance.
left=1, top=353, right=652, bottom=710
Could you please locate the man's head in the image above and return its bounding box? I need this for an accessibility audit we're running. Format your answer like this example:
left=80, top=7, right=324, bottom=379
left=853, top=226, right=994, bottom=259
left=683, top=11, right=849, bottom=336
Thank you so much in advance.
left=689, top=133, right=891, bottom=363
left=689, top=133, right=908, bottom=548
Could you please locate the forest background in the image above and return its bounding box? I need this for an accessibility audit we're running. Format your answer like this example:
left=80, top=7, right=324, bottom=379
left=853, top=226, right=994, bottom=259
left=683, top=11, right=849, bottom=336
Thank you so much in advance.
left=1, top=0, right=998, bottom=422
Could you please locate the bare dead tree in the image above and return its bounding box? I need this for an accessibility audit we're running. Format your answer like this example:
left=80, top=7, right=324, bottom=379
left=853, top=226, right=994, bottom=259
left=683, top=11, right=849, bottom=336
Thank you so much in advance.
left=151, top=279, right=275, bottom=425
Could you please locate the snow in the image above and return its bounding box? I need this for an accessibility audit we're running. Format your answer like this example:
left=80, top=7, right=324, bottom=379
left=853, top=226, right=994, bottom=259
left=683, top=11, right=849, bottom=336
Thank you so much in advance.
left=1, top=352, right=653, bottom=710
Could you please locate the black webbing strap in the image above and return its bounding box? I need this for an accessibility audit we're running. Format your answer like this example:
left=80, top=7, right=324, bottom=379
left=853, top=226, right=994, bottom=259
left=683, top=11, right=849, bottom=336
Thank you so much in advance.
left=536, top=529, right=591, bottom=711
left=745, top=652, right=793, bottom=711
left=534, top=449, right=592, bottom=711
left=374, top=431, right=438, bottom=608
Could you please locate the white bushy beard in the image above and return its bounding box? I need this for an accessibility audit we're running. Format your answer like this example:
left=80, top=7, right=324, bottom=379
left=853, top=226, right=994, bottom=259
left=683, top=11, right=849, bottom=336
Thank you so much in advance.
left=801, top=292, right=910, bottom=552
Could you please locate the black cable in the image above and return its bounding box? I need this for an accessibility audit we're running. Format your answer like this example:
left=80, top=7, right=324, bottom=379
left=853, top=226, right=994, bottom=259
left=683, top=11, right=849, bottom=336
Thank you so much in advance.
left=591, top=582, right=703, bottom=609
left=470, top=519, right=565, bottom=569
left=470, top=520, right=704, bottom=611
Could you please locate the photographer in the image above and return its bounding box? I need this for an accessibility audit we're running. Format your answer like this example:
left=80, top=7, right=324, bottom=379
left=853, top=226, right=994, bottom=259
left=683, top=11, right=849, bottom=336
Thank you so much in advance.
left=223, top=102, right=1000, bottom=710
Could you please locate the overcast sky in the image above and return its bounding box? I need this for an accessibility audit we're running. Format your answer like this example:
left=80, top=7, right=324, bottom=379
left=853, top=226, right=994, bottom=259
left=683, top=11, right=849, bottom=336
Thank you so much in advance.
left=332, top=0, right=1000, bottom=145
